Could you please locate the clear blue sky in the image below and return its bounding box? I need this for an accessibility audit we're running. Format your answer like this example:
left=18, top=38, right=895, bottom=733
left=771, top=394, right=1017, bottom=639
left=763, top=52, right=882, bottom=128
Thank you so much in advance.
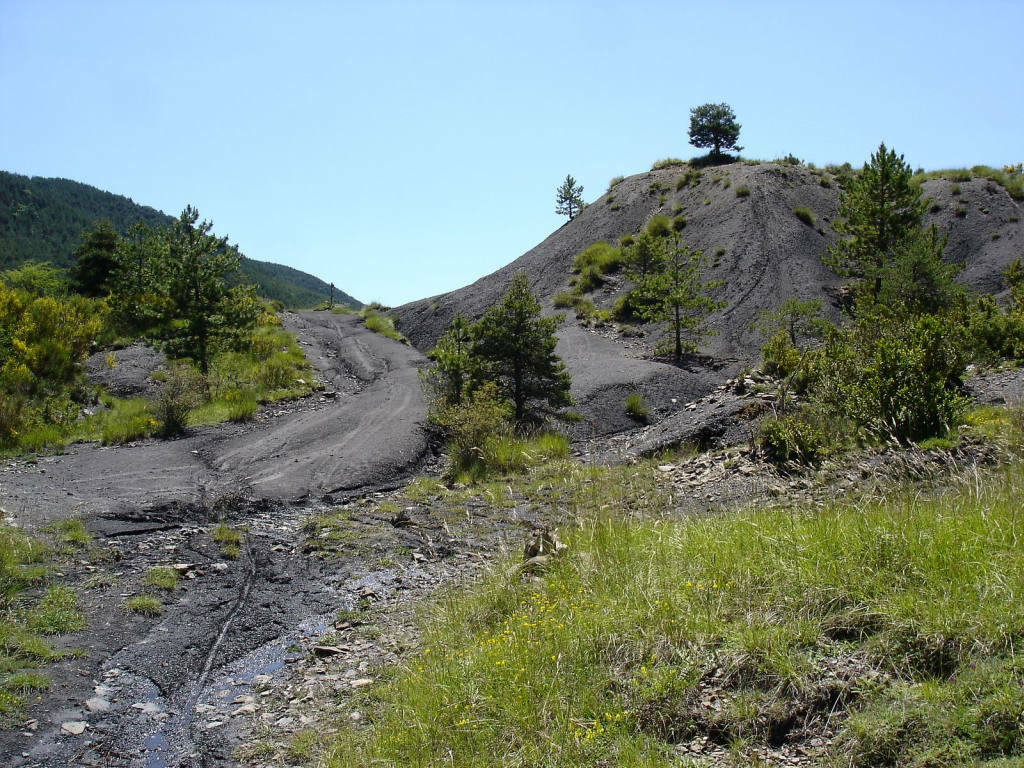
left=2, top=1, right=1021, bottom=306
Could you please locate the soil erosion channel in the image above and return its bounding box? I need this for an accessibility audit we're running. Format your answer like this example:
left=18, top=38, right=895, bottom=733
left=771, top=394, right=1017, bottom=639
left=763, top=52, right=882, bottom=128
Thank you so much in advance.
left=1, top=311, right=432, bottom=767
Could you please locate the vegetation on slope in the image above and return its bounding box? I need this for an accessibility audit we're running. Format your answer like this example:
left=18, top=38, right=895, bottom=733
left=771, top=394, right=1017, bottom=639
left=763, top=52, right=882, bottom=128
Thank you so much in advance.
left=0, top=521, right=89, bottom=724
left=325, top=439, right=1024, bottom=767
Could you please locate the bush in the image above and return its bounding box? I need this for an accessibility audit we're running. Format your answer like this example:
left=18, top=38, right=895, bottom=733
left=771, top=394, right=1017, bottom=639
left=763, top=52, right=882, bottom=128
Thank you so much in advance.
left=363, top=310, right=408, bottom=343
left=794, top=206, right=815, bottom=226
left=571, top=242, right=623, bottom=293
left=735, top=185, right=750, bottom=198
left=153, top=362, right=204, bottom=437
left=607, top=176, right=624, bottom=190
left=817, top=313, right=969, bottom=443
left=645, top=215, right=672, bottom=238
left=757, top=409, right=827, bottom=464
left=96, top=399, right=155, bottom=445
left=222, top=389, right=257, bottom=422
left=431, top=381, right=512, bottom=480
left=671, top=214, right=687, bottom=231
left=124, top=595, right=162, bottom=616
left=760, top=331, right=801, bottom=377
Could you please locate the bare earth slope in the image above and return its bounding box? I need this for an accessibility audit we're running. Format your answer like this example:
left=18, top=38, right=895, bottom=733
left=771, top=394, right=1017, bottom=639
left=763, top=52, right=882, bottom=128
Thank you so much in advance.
left=1, top=312, right=429, bottom=530
left=393, top=162, right=1023, bottom=436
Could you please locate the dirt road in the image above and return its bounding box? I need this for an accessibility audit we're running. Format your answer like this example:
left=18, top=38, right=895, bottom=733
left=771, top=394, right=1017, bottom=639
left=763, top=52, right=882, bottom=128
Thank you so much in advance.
left=1, top=312, right=431, bottom=531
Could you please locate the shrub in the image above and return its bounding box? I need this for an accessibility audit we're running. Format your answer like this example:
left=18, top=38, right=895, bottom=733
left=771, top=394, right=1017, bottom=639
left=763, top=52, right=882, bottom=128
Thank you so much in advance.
left=819, top=176, right=832, bottom=188
left=153, top=362, right=204, bottom=437
left=757, top=410, right=827, bottom=464
left=645, top=215, right=672, bottom=238
left=735, top=185, right=750, bottom=198
left=363, top=310, right=408, bottom=343
left=571, top=242, right=623, bottom=292
left=608, top=176, right=625, bottom=190
left=671, top=214, right=687, bottom=231
left=794, top=206, right=815, bottom=226
left=818, top=313, right=970, bottom=443
left=760, top=331, right=801, bottom=377
left=625, top=392, right=648, bottom=421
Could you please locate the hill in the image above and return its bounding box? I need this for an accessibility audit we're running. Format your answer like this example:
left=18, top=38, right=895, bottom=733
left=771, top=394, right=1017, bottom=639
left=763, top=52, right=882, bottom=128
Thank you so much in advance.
left=394, top=160, right=1023, bottom=438
left=0, top=170, right=361, bottom=309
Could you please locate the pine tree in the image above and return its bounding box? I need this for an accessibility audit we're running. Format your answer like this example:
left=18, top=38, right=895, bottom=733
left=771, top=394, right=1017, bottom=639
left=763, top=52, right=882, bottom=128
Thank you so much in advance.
left=71, top=219, right=119, bottom=297
left=688, top=103, right=742, bottom=159
left=824, top=143, right=929, bottom=304
left=555, top=175, right=585, bottom=221
left=471, top=274, right=572, bottom=423
left=631, top=234, right=724, bottom=361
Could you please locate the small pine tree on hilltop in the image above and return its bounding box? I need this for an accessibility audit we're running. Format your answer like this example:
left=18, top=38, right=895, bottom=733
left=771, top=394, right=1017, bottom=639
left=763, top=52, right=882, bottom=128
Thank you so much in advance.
left=555, top=174, right=585, bottom=221
left=688, top=103, right=742, bottom=159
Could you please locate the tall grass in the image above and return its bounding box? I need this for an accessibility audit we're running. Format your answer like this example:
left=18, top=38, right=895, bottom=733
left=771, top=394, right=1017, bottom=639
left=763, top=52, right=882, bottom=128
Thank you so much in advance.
left=571, top=242, right=623, bottom=293
left=362, top=309, right=408, bottom=343
left=913, top=166, right=1024, bottom=200
left=326, top=458, right=1024, bottom=767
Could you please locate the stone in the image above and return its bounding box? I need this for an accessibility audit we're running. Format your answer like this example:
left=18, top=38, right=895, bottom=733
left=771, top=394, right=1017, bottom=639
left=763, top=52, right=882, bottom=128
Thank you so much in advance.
left=61, top=721, right=87, bottom=735
left=350, top=678, right=373, bottom=688
left=85, top=697, right=110, bottom=713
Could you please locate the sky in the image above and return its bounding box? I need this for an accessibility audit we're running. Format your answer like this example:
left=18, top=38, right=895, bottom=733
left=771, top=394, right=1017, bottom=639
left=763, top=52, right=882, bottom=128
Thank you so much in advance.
left=1, top=1, right=1022, bottom=306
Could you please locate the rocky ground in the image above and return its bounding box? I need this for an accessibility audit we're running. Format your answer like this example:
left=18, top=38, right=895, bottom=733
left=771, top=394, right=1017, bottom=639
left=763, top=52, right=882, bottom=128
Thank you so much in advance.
left=4, top=301, right=1024, bottom=767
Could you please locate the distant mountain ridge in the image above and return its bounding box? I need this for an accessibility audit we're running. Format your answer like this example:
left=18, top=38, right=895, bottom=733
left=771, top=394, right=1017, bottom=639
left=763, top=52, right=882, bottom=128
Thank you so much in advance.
left=0, top=170, right=361, bottom=309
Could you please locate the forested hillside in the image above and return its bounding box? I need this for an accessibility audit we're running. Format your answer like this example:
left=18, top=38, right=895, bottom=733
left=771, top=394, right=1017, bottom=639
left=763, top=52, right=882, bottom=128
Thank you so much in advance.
left=0, top=171, right=360, bottom=308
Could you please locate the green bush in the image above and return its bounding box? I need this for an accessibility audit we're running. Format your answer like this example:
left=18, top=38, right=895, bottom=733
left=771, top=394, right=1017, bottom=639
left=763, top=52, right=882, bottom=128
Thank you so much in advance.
left=757, top=409, right=827, bottom=464
left=153, top=362, right=205, bottom=437
left=645, top=215, right=672, bottom=238
left=552, top=291, right=574, bottom=309
left=363, top=310, right=408, bottom=343
left=96, top=399, right=155, bottom=444
left=817, top=313, right=969, bottom=443
left=794, top=206, right=815, bottom=226
left=760, top=331, right=801, bottom=377
left=671, top=214, right=687, bottom=231
left=571, top=242, right=623, bottom=292
left=735, top=185, right=750, bottom=198
left=607, top=176, right=625, bottom=190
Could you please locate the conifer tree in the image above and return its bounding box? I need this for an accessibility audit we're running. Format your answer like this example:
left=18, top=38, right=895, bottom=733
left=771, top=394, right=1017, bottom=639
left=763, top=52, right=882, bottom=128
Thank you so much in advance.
left=688, top=103, right=742, bottom=158
left=555, top=175, right=585, bottom=221
left=825, top=142, right=929, bottom=304
left=471, top=274, right=572, bottom=423
left=631, top=234, right=724, bottom=361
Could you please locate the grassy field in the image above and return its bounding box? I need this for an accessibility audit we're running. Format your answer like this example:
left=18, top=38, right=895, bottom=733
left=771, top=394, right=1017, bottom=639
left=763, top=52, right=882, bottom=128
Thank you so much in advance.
left=323, top=448, right=1024, bottom=767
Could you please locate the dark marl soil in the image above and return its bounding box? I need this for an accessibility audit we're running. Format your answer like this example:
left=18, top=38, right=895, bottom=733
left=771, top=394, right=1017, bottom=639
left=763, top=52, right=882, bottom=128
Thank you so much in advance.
left=2, top=164, right=1022, bottom=767
left=392, top=162, right=1023, bottom=438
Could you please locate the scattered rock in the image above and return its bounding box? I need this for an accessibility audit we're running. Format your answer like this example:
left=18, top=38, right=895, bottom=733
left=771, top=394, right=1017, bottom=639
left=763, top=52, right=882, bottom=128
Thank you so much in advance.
left=61, top=721, right=87, bottom=736
left=85, top=696, right=110, bottom=713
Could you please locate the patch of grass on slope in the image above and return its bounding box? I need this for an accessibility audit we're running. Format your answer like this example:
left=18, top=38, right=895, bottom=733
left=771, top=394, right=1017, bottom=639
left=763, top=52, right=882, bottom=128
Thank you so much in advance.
left=0, top=523, right=85, bottom=723
left=326, top=459, right=1024, bottom=767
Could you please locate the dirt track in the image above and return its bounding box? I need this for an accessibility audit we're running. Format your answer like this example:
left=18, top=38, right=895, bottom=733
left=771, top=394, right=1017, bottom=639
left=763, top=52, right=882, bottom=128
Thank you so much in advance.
left=0, top=311, right=434, bottom=768
left=2, top=312, right=430, bottom=531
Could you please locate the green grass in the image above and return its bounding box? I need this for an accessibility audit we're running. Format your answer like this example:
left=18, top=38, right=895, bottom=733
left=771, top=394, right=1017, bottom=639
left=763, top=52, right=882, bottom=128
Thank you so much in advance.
left=608, top=175, right=625, bottom=190
left=735, top=185, right=750, bottom=198
left=571, top=242, right=624, bottom=293
left=124, top=595, right=163, bottom=616
left=624, top=392, right=648, bottom=421
left=362, top=309, right=408, bottom=343
left=93, top=398, right=156, bottom=444
left=212, top=523, right=243, bottom=559
left=450, top=431, right=570, bottom=485
left=26, top=585, right=85, bottom=634
left=0, top=523, right=78, bottom=723
left=143, top=566, right=179, bottom=591
left=41, top=518, right=91, bottom=550
left=913, top=166, right=1024, bottom=200
left=794, top=206, right=816, bottom=226
left=325, top=450, right=1024, bottom=767
left=651, top=158, right=685, bottom=170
